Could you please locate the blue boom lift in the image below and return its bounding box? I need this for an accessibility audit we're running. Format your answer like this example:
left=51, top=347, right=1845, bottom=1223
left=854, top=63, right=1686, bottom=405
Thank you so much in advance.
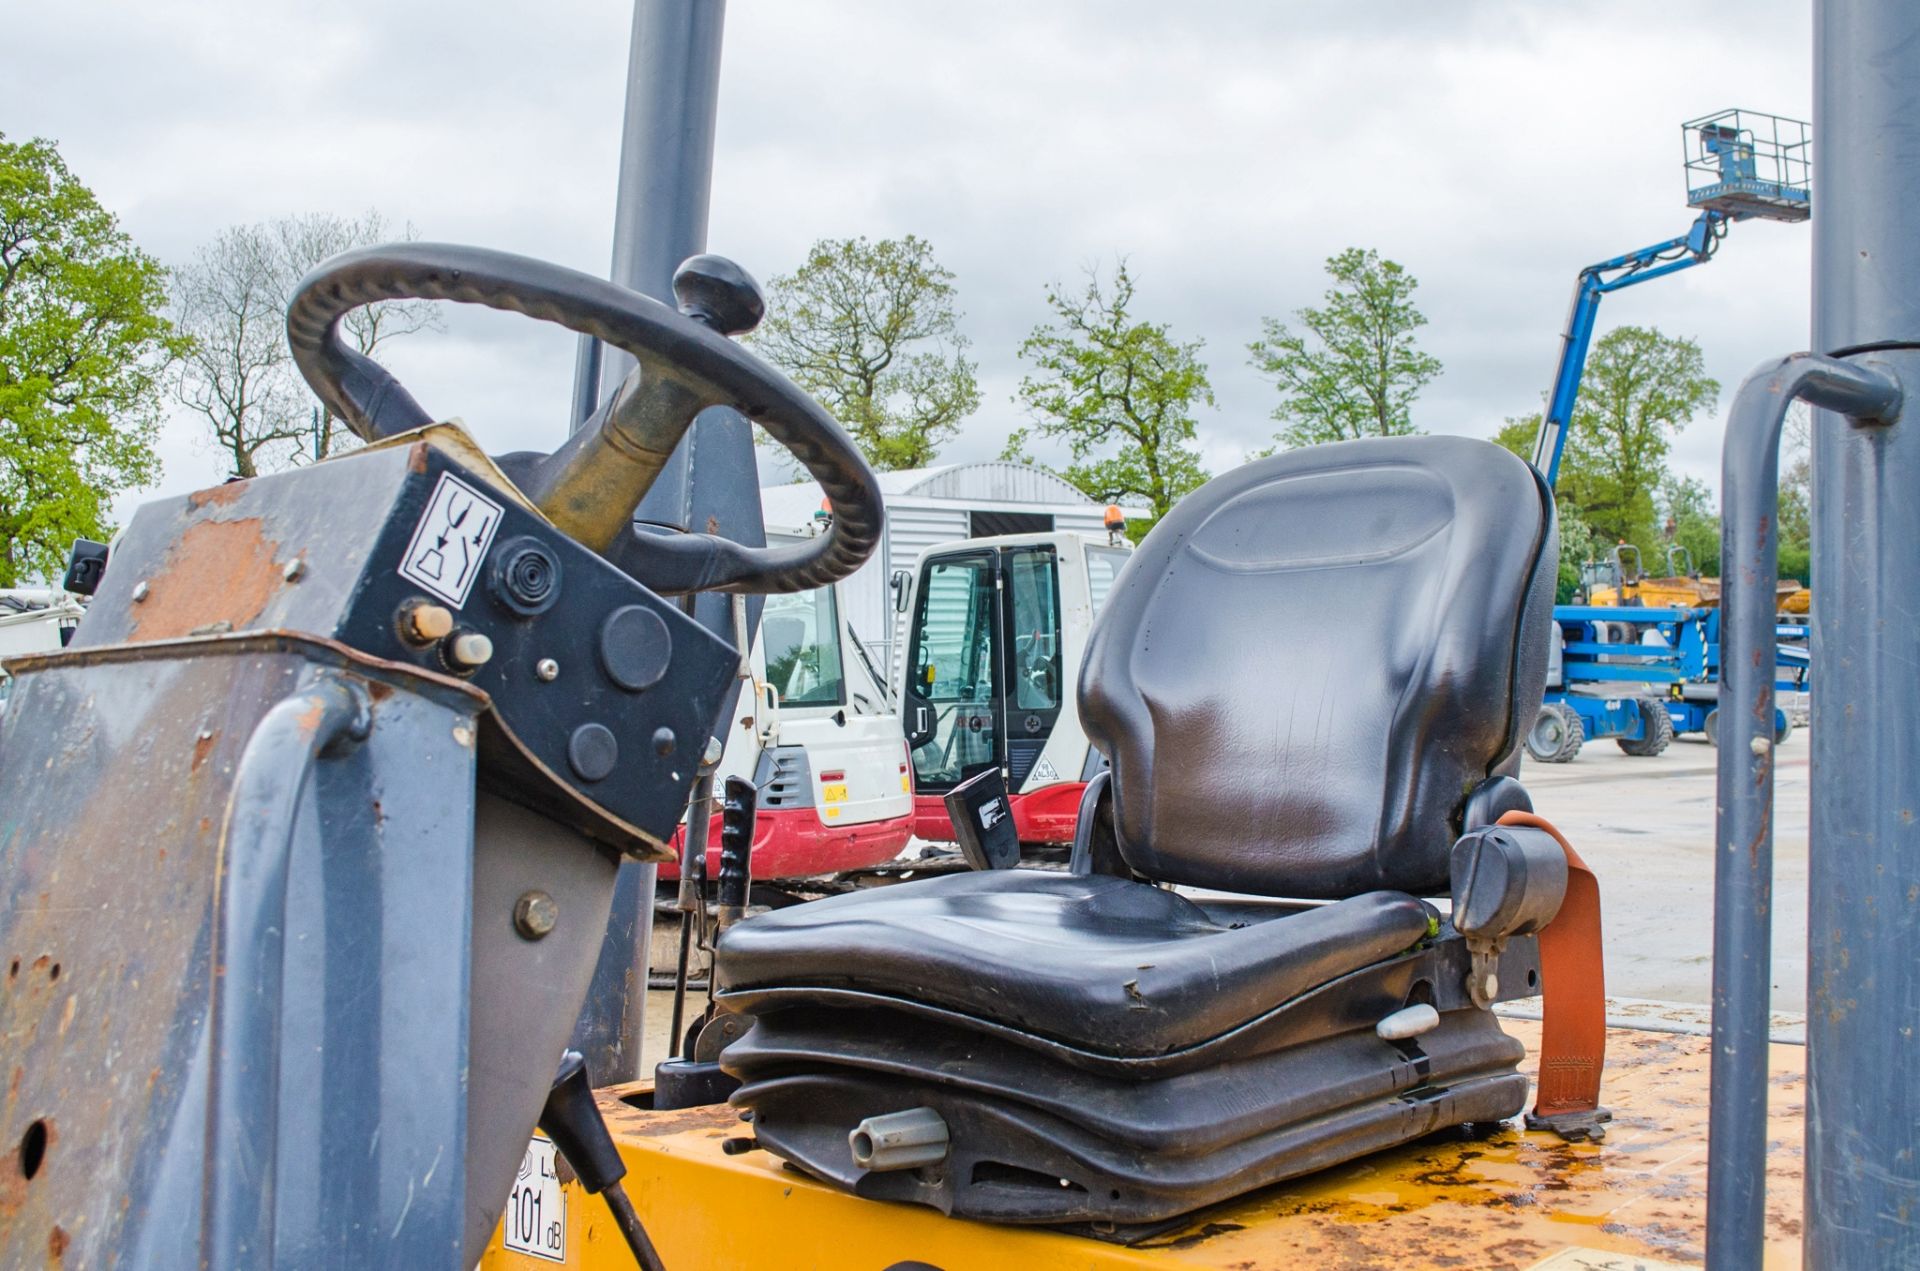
left=1524, top=111, right=1810, bottom=763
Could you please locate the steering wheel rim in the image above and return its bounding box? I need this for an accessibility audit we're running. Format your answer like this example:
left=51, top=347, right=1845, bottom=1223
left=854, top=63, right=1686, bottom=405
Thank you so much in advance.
left=285, top=242, right=883, bottom=595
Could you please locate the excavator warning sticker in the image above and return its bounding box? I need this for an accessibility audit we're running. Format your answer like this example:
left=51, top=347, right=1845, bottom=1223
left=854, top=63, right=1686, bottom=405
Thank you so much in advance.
left=502, top=1133, right=567, bottom=1262
left=400, top=473, right=502, bottom=608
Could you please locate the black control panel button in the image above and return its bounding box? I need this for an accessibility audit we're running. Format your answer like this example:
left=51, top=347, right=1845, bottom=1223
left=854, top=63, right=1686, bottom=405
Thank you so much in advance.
left=568, top=723, right=619, bottom=782
left=599, top=605, right=671, bottom=692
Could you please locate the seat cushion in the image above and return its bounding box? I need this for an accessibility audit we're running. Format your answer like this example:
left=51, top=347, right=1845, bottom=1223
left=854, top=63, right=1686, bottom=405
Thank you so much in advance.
left=714, top=870, right=1435, bottom=1057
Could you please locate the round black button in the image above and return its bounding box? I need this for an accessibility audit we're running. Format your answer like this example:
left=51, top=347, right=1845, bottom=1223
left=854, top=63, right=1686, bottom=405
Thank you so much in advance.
left=567, top=723, right=619, bottom=782
left=598, top=605, right=672, bottom=692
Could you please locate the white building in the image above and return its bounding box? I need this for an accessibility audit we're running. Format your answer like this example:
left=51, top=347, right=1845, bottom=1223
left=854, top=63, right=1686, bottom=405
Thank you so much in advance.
left=760, top=461, right=1146, bottom=675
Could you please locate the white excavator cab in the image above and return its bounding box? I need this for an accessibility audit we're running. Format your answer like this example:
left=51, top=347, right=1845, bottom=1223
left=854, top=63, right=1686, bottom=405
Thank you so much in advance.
left=897, top=531, right=1130, bottom=848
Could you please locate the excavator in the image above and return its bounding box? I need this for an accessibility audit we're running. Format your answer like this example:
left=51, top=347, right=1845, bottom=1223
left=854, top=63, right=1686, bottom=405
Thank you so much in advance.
left=2, top=3, right=1915, bottom=1269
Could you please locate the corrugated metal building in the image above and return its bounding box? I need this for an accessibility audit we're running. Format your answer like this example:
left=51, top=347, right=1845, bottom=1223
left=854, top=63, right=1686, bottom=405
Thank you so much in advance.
left=761, top=462, right=1146, bottom=676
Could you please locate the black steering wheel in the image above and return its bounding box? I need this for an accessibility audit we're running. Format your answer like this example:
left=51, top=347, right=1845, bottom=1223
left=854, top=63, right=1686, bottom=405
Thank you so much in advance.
left=285, top=242, right=883, bottom=595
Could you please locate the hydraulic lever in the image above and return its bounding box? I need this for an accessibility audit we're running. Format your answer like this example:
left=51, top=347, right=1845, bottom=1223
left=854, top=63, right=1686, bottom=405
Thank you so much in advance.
left=539, top=1050, right=667, bottom=1271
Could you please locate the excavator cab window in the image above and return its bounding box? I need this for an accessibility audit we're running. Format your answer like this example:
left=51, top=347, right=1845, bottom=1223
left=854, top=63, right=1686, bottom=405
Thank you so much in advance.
left=761, top=585, right=845, bottom=706
left=1005, top=546, right=1061, bottom=711
left=906, top=551, right=1001, bottom=788
left=905, top=545, right=1068, bottom=793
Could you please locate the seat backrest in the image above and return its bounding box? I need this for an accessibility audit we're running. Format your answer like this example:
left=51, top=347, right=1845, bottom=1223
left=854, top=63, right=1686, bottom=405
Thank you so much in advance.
left=1078, top=436, right=1556, bottom=898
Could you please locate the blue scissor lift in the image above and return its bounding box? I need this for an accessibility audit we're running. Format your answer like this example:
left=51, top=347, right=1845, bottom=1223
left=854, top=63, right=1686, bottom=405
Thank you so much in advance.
left=1524, top=110, right=1811, bottom=763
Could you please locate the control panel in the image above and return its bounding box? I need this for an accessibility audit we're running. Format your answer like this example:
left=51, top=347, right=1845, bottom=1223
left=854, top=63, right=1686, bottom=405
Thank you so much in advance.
left=70, top=437, right=739, bottom=853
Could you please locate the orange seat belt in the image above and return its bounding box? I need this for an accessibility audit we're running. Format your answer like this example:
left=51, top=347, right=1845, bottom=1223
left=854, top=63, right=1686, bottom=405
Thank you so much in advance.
left=1499, top=810, right=1611, bottom=1140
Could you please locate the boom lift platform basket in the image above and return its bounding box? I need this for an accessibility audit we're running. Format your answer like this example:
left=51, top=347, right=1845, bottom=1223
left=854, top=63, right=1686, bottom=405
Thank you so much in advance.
left=1682, top=109, right=1810, bottom=223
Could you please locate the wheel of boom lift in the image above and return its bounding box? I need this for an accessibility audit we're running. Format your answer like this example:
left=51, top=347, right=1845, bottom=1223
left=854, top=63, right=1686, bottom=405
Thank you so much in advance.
left=286, top=243, right=883, bottom=594
left=1617, top=695, right=1675, bottom=757
left=1525, top=702, right=1584, bottom=764
left=1774, top=710, right=1794, bottom=746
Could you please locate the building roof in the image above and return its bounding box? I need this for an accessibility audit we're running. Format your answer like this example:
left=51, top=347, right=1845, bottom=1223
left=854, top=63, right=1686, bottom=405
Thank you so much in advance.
left=761, top=460, right=1148, bottom=531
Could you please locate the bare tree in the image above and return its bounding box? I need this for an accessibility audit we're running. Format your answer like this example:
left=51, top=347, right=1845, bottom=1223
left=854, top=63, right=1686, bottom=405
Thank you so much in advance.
left=172, top=211, right=441, bottom=478
left=173, top=224, right=304, bottom=479
left=271, top=211, right=439, bottom=460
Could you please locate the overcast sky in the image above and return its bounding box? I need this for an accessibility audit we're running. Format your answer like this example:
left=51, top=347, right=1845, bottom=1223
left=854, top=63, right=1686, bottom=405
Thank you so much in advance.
left=6, top=0, right=1814, bottom=519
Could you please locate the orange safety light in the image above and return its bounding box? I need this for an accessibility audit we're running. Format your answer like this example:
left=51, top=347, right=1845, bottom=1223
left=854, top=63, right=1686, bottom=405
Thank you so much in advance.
left=1102, top=504, right=1125, bottom=533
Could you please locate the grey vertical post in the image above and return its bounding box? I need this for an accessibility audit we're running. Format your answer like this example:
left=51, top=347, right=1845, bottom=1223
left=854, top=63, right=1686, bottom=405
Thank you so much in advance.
left=1804, top=1, right=1920, bottom=1263
left=569, top=0, right=767, bottom=1084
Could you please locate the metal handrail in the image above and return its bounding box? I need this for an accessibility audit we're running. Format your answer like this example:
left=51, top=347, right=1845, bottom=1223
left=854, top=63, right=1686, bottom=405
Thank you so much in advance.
left=203, top=674, right=370, bottom=1269
left=1707, top=352, right=1901, bottom=1269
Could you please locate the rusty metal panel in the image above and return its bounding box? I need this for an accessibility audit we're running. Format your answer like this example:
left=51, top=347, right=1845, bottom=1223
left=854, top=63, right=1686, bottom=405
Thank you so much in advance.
left=0, top=636, right=485, bottom=1268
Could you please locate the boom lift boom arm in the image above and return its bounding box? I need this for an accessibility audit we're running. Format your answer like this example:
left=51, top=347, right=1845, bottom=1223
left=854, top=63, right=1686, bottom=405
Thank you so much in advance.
left=1531, top=210, right=1729, bottom=486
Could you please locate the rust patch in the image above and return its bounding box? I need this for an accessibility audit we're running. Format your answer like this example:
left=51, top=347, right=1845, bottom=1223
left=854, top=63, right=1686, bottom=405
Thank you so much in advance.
left=0, top=1163, right=22, bottom=1220
left=600, top=1089, right=735, bottom=1141
left=187, top=480, right=251, bottom=510
left=47, top=1223, right=67, bottom=1263
left=294, top=700, right=327, bottom=735
left=190, top=731, right=216, bottom=773
left=407, top=442, right=429, bottom=474
left=129, top=518, right=285, bottom=642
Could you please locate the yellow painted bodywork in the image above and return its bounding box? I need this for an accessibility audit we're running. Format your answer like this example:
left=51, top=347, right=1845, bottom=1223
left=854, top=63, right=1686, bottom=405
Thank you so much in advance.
left=1589, top=576, right=1720, bottom=609
left=1589, top=575, right=1812, bottom=614
left=482, top=1020, right=1806, bottom=1270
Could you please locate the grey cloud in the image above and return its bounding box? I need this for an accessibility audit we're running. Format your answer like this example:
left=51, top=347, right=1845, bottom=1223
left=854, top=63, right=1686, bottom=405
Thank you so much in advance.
left=0, top=0, right=1811, bottom=512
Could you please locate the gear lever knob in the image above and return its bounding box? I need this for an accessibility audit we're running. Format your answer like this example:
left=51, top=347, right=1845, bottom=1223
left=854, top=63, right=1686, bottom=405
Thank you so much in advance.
left=672, top=254, right=766, bottom=336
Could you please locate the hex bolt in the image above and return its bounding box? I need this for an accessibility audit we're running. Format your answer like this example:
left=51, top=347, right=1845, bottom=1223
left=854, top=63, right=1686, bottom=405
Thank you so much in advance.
left=535, top=658, right=560, bottom=682
left=132, top=580, right=150, bottom=603
left=448, top=631, right=494, bottom=670
left=514, top=890, right=558, bottom=940
left=282, top=558, right=305, bottom=582
left=403, top=602, right=454, bottom=646
left=653, top=727, right=677, bottom=756
left=703, top=736, right=725, bottom=766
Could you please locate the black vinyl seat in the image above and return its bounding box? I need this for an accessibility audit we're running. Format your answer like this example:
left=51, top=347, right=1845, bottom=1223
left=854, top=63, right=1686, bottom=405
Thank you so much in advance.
left=712, top=435, right=1561, bottom=1227
left=716, top=872, right=1436, bottom=1059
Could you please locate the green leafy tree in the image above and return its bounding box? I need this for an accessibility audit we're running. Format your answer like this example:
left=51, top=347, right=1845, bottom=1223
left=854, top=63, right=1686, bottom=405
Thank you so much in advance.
left=1248, top=247, right=1442, bottom=449
left=1655, top=474, right=1720, bottom=576
left=1007, top=261, right=1211, bottom=535
left=0, top=135, right=185, bottom=585
left=749, top=235, right=979, bottom=471
left=1552, top=325, right=1719, bottom=550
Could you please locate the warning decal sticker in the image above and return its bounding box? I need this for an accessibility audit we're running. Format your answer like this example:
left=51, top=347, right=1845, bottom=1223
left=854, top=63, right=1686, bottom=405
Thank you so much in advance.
left=399, top=472, right=503, bottom=608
